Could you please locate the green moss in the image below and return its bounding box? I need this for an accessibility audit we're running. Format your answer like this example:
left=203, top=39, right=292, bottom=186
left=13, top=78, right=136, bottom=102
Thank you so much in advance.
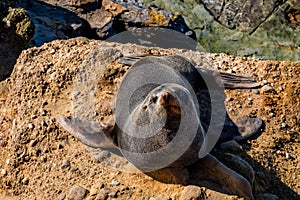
left=3, top=7, right=35, bottom=44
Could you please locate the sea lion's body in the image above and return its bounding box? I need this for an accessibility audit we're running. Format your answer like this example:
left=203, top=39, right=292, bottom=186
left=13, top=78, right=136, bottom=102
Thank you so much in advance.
left=58, top=55, right=263, bottom=200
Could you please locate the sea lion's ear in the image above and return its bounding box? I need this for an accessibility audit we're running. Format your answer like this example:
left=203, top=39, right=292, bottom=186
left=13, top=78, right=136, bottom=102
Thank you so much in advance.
left=57, top=115, right=116, bottom=149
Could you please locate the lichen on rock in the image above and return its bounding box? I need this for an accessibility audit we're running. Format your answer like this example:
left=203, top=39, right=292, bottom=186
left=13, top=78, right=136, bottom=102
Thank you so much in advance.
left=0, top=5, right=34, bottom=80
left=3, top=7, right=35, bottom=43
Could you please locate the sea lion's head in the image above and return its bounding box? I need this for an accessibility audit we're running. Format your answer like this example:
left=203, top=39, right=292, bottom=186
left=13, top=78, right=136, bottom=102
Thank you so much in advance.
left=137, top=84, right=195, bottom=130
left=144, top=85, right=181, bottom=118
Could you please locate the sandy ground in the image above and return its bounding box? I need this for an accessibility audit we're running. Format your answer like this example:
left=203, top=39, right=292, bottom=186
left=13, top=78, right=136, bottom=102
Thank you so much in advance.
left=0, top=38, right=299, bottom=199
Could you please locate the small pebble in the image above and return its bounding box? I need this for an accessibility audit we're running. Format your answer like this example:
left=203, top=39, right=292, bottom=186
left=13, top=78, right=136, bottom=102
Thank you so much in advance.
left=50, top=48, right=56, bottom=54
left=69, top=185, right=88, bottom=200
left=29, top=140, right=37, bottom=147
left=286, top=153, right=290, bottom=159
left=111, top=180, right=120, bottom=186
left=61, top=159, right=71, bottom=169
left=226, top=97, right=234, bottom=102
left=248, top=97, right=254, bottom=101
left=1, top=168, right=7, bottom=176
left=262, top=85, right=274, bottom=93
left=281, top=123, right=287, bottom=128
left=269, top=113, right=274, bottom=117
left=252, top=89, right=259, bottom=94
left=22, top=177, right=29, bottom=185
left=180, top=185, right=203, bottom=200
left=28, top=123, right=34, bottom=129
left=41, top=109, right=47, bottom=116
left=263, top=80, right=268, bottom=84
left=92, top=150, right=110, bottom=163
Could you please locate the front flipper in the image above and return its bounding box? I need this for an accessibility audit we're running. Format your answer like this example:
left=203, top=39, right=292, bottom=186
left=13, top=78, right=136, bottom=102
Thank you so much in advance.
left=58, top=115, right=116, bottom=149
left=188, top=154, right=254, bottom=200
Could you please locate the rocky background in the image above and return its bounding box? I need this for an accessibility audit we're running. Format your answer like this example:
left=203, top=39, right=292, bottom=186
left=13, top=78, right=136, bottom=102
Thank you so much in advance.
left=0, top=0, right=299, bottom=200
left=143, top=0, right=300, bottom=61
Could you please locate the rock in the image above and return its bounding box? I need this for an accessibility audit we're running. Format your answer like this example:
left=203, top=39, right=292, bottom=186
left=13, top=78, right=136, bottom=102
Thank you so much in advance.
left=96, top=188, right=118, bottom=199
left=68, top=186, right=88, bottom=200
left=1, top=169, right=7, bottom=176
left=17, top=0, right=87, bottom=46
left=281, top=122, right=287, bottom=128
left=143, top=0, right=300, bottom=61
left=21, top=177, right=29, bottom=185
left=261, top=85, right=274, bottom=93
left=96, top=188, right=109, bottom=200
left=252, top=89, right=260, bottom=94
left=0, top=6, right=34, bottom=80
left=201, top=0, right=281, bottom=31
left=61, top=159, right=71, bottom=169
left=180, top=185, right=203, bottom=200
left=17, top=0, right=195, bottom=47
left=91, top=149, right=111, bottom=163
left=111, top=180, right=120, bottom=186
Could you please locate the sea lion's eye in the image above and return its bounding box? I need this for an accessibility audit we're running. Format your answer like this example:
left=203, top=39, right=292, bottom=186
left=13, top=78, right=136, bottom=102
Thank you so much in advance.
left=150, top=96, right=158, bottom=104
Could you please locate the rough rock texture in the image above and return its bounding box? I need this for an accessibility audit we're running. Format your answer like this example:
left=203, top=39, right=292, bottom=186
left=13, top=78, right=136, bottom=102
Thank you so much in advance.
left=0, top=2, right=34, bottom=81
left=0, top=39, right=299, bottom=199
left=199, top=0, right=283, bottom=31
left=17, top=0, right=195, bottom=47
left=143, top=0, right=300, bottom=62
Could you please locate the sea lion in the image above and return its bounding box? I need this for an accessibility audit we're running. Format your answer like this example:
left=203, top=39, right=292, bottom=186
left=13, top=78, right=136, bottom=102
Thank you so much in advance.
left=58, top=55, right=262, bottom=200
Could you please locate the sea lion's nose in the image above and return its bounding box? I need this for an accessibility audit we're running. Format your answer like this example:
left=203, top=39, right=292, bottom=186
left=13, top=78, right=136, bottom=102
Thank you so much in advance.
left=158, top=91, right=172, bottom=105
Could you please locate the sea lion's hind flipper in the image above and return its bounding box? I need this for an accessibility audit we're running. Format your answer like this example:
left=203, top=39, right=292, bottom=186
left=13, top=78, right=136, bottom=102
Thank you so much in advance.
left=57, top=115, right=116, bottom=149
left=188, top=154, right=254, bottom=200
left=218, top=117, right=263, bottom=143
left=234, top=117, right=263, bottom=141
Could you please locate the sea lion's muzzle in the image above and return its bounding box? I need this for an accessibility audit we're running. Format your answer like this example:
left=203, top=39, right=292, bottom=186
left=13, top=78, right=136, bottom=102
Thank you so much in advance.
left=156, top=90, right=181, bottom=116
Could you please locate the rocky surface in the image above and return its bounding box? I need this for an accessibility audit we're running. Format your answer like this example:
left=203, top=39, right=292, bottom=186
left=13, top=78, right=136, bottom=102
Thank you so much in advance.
left=17, top=0, right=195, bottom=47
left=0, top=39, right=299, bottom=199
left=142, top=0, right=300, bottom=62
left=0, top=0, right=34, bottom=81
